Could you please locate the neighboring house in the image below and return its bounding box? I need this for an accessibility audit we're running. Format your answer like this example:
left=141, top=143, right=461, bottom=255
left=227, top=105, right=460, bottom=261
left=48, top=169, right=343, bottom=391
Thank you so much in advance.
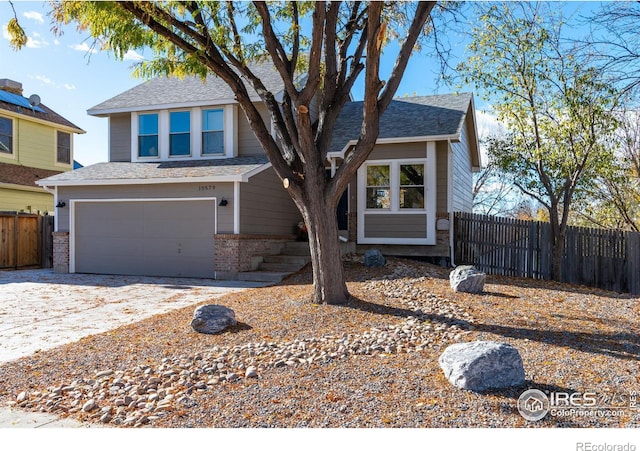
left=0, top=79, right=84, bottom=214
left=37, top=66, right=480, bottom=279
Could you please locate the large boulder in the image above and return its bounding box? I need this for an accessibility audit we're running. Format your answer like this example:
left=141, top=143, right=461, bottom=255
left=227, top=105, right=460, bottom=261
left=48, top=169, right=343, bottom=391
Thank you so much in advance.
left=438, top=341, right=526, bottom=392
left=363, top=249, right=386, bottom=268
left=449, top=265, right=486, bottom=293
left=191, top=304, right=236, bottom=334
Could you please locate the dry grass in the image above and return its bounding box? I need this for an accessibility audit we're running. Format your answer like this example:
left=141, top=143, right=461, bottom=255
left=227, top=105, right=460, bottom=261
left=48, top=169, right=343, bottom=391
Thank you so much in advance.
left=0, top=258, right=638, bottom=428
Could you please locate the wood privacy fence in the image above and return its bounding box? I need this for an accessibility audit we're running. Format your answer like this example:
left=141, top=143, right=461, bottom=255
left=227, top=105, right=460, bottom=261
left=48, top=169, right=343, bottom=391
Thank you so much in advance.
left=454, top=212, right=640, bottom=294
left=0, top=213, right=54, bottom=270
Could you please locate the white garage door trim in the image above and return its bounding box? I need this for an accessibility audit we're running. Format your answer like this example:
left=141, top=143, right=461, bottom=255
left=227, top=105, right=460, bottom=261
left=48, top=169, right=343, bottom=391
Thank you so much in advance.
left=69, top=197, right=217, bottom=274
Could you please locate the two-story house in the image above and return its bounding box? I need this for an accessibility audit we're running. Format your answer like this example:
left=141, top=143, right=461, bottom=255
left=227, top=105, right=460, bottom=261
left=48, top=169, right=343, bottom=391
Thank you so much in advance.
left=37, top=65, right=480, bottom=279
left=0, top=79, right=84, bottom=214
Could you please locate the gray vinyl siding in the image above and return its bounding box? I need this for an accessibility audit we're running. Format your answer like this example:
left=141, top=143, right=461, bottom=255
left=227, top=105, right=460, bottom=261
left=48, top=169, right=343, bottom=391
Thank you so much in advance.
left=239, top=168, right=300, bottom=235
left=238, top=103, right=270, bottom=156
left=367, top=142, right=426, bottom=160
left=436, top=141, right=448, bottom=213
left=364, top=214, right=427, bottom=239
left=56, top=182, right=235, bottom=233
left=108, top=113, right=132, bottom=162
left=451, top=121, right=474, bottom=212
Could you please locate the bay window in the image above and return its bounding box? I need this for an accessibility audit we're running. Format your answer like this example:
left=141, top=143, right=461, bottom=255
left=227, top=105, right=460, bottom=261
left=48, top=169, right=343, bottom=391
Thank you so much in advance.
left=138, top=113, right=159, bottom=157
left=170, top=111, right=191, bottom=156
left=202, top=109, right=224, bottom=155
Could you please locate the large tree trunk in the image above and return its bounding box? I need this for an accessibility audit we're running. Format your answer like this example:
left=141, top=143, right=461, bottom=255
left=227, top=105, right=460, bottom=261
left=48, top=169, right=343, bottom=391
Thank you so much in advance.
left=549, top=207, right=565, bottom=281
left=298, top=180, right=349, bottom=305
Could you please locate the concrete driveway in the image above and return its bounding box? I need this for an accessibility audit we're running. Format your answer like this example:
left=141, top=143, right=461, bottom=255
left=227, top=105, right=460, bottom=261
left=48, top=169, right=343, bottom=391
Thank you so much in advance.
left=0, top=269, right=266, bottom=364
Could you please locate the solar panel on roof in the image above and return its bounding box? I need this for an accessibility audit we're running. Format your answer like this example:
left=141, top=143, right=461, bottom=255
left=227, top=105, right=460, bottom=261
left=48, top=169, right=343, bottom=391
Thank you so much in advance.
left=0, top=90, right=46, bottom=113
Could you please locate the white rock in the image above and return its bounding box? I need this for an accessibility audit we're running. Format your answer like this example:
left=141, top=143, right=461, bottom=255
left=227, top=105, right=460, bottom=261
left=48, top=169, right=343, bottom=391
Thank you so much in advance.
left=82, top=399, right=97, bottom=412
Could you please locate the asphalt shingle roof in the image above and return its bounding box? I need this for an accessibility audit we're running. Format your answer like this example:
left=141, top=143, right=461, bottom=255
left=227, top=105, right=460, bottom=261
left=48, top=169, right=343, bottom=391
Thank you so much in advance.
left=0, top=100, right=84, bottom=132
left=88, top=63, right=286, bottom=114
left=0, top=162, right=63, bottom=188
left=329, top=92, right=474, bottom=153
left=37, top=155, right=270, bottom=185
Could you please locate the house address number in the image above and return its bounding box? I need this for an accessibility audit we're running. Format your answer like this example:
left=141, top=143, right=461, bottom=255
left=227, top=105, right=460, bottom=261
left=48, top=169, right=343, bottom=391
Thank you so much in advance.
left=198, top=185, right=216, bottom=191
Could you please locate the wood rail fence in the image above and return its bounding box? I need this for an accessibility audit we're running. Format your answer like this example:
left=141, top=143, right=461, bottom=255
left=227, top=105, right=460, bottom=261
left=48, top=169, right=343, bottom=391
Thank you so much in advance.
left=0, top=213, right=54, bottom=270
left=454, top=212, right=640, bottom=295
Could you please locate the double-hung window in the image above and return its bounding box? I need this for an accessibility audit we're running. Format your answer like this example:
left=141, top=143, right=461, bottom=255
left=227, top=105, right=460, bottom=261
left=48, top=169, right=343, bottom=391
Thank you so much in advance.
left=138, top=113, right=159, bottom=157
left=399, top=164, right=425, bottom=209
left=0, top=117, right=12, bottom=154
left=365, top=162, right=426, bottom=210
left=202, top=109, right=224, bottom=155
left=170, top=111, right=191, bottom=156
left=366, top=165, right=391, bottom=209
left=57, top=131, right=71, bottom=164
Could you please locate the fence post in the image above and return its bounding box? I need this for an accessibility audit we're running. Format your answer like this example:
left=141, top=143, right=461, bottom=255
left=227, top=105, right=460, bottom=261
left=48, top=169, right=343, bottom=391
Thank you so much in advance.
left=627, top=232, right=640, bottom=295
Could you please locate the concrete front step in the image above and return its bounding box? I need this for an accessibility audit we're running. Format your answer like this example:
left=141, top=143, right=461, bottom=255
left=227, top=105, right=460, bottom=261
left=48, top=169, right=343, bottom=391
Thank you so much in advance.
left=282, top=241, right=311, bottom=256
left=263, top=254, right=311, bottom=265
left=258, top=262, right=308, bottom=272
left=235, top=271, right=292, bottom=283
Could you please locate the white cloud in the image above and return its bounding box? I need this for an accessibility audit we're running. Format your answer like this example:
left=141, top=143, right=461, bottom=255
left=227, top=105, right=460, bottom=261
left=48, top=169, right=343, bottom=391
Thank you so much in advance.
left=123, top=49, right=144, bottom=61
left=64, top=84, right=76, bottom=91
left=2, top=24, right=10, bottom=41
left=69, top=42, right=97, bottom=54
left=475, top=110, right=507, bottom=168
left=26, top=34, right=48, bottom=49
left=23, top=11, right=45, bottom=24
left=32, top=75, right=54, bottom=85
left=53, top=38, right=60, bottom=46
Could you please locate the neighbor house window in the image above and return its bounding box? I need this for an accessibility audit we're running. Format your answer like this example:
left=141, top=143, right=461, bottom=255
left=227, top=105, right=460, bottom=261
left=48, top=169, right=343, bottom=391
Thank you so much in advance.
left=57, top=131, right=71, bottom=164
left=138, top=113, right=159, bottom=157
left=399, top=164, right=425, bottom=209
left=169, top=111, right=191, bottom=156
left=202, top=109, right=224, bottom=155
left=366, top=165, right=391, bottom=209
left=0, top=117, right=12, bottom=154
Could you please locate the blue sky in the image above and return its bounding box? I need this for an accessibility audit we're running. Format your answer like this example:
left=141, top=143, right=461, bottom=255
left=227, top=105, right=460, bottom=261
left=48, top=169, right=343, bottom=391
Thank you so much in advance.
left=2, top=1, right=601, bottom=166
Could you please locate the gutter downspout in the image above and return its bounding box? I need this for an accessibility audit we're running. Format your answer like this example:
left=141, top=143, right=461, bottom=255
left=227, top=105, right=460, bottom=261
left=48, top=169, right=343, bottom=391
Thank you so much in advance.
left=447, top=141, right=455, bottom=267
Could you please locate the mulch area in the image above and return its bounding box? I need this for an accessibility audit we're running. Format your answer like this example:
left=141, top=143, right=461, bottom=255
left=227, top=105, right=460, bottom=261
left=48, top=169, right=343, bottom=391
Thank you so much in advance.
left=0, top=257, right=638, bottom=428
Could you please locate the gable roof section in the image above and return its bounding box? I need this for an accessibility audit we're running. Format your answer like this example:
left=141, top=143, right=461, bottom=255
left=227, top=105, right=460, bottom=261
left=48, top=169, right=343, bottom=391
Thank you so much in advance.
left=88, top=63, right=286, bottom=116
left=0, top=98, right=84, bottom=133
left=36, top=155, right=271, bottom=187
left=0, top=161, right=63, bottom=188
left=328, top=92, right=481, bottom=168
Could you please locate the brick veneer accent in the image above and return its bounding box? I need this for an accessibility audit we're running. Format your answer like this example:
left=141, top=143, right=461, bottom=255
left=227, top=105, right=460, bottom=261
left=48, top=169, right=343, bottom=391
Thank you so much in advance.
left=215, top=234, right=295, bottom=276
left=52, top=231, right=69, bottom=274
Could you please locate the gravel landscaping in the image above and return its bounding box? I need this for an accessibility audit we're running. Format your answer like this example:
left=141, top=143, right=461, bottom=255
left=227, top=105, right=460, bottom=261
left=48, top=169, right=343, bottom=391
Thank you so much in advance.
left=0, top=256, right=638, bottom=428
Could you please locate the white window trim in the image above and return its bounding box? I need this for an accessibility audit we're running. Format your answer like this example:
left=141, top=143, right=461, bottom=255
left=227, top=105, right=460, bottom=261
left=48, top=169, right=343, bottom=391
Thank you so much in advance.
left=132, top=111, right=160, bottom=160
left=168, top=109, right=193, bottom=158
left=0, top=115, right=16, bottom=159
left=131, top=105, right=237, bottom=162
left=54, top=129, right=73, bottom=168
left=357, top=142, right=436, bottom=245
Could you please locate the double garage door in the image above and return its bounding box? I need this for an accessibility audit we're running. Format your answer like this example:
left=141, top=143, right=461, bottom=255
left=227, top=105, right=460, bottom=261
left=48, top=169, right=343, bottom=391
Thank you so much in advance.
left=72, top=199, right=216, bottom=278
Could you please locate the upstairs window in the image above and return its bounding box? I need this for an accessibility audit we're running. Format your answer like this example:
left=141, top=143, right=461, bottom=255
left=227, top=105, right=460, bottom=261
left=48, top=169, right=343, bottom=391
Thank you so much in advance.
left=0, top=117, right=12, bottom=154
left=57, top=131, right=71, bottom=164
left=169, top=111, right=191, bottom=156
left=202, top=109, right=224, bottom=155
left=138, top=113, right=159, bottom=157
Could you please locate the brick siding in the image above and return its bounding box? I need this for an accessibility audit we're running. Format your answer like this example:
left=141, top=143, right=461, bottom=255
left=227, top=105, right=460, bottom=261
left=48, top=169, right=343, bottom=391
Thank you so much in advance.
left=52, top=231, right=69, bottom=274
